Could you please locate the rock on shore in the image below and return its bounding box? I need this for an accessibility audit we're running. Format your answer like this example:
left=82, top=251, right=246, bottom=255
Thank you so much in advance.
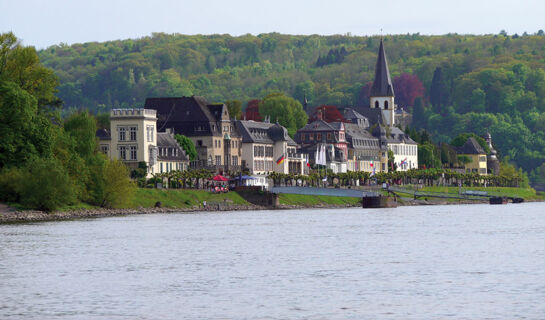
left=0, top=203, right=360, bottom=224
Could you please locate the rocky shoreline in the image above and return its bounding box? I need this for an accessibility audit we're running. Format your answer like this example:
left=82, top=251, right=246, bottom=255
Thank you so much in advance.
left=2, top=197, right=539, bottom=224
left=0, top=202, right=363, bottom=223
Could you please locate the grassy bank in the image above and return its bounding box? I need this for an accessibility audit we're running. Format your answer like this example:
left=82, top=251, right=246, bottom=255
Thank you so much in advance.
left=129, top=188, right=251, bottom=208
left=278, top=193, right=361, bottom=206
left=399, top=186, right=545, bottom=201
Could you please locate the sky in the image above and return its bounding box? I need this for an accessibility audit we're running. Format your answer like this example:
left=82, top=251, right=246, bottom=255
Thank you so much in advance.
left=1, top=0, right=544, bottom=49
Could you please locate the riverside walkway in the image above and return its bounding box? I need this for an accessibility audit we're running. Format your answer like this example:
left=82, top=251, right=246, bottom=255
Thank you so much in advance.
left=270, top=187, right=378, bottom=198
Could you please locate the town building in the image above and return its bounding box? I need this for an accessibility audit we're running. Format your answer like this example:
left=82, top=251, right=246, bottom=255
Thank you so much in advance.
left=456, top=137, right=488, bottom=175
left=356, top=39, right=419, bottom=171
left=97, top=108, right=189, bottom=178
left=484, top=132, right=500, bottom=175
left=235, top=120, right=306, bottom=176
left=144, top=96, right=242, bottom=175
left=295, top=120, right=348, bottom=173
left=343, top=108, right=387, bottom=173
left=369, top=39, right=396, bottom=127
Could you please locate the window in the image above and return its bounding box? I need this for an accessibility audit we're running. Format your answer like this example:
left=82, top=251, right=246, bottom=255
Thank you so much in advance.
left=384, top=101, right=389, bottom=109
left=146, top=126, right=154, bottom=142
left=232, top=156, right=238, bottom=166
left=317, top=133, right=322, bottom=140
left=100, top=145, right=109, bottom=155
left=327, top=133, right=332, bottom=140
left=309, top=134, right=314, bottom=141
left=129, top=127, right=137, bottom=141
left=375, top=101, right=379, bottom=108
left=479, top=168, right=487, bottom=174
left=197, top=140, right=203, bottom=147
left=215, top=156, right=221, bottom=166
left=119, top=146, right=126, bottom=160
left=130, top=146, right=137, bottom=160
left=265, top=146, right=273, bottom=157
left=160, top=163, right=163, bottom=173
left=479, top=156, right=486, bottom=162
left=119, top=127, right=126, bottom=141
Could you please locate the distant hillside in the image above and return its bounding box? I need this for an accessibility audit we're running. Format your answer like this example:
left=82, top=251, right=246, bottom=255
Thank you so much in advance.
left=38, top=32, right=545, bottom=174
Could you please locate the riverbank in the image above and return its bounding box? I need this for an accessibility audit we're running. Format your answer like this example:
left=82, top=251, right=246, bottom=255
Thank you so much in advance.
left=1, top=187, right=542, bottom=224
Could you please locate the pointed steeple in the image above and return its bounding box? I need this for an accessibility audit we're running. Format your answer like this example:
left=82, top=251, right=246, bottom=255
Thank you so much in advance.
left=370, top=39, right=395, bottom=97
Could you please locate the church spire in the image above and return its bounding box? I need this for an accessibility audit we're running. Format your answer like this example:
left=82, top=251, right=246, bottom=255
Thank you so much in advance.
left=370, top=38, right=394, bottom=97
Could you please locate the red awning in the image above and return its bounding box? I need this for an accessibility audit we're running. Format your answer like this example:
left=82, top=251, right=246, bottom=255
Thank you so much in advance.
left=212, top=175, right=228, bottom=182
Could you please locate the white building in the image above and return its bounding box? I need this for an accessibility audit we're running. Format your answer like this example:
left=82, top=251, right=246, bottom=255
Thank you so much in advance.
left=236, top=120, right=306, bottom=176
left=97, top=108, right=189, bottom=177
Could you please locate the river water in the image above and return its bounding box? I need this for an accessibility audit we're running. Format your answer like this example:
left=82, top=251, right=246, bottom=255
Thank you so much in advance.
left=1, top=203, right=544, bottom=319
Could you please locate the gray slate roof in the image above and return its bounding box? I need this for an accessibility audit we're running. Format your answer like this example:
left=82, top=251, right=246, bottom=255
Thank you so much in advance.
left=157, top=132, right=189, bottom=161
left=456, top=137, right=485, bottom=154
left=96, top=128, right=111, bottom=140
left=144, top=96, right=238, bottom=138
left=370, top=39, right=395, bottom=97
left=235, top=120, right=297, bottom=146
left=343, top=123, right=380, bottom=150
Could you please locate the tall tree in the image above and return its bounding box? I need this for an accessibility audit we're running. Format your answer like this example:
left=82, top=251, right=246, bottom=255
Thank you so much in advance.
left=225, top=100, right=242, bottom=119
left=430, top=67, right=449, bottom=114
left=259, top=93, right=307, bottom=137
left=0, top=81, right=56, bottom=168
left=0, top=33, right=60, bottom=109
left=393, top=73, right=425, bottom=108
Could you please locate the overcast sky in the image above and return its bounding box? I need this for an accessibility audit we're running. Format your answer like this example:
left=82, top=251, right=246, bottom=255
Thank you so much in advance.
left=1, top=0, right=544, bottom=49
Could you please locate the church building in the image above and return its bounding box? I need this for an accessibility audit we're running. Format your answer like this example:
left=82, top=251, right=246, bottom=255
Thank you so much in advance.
left=359, top=38, right=419, bottom=171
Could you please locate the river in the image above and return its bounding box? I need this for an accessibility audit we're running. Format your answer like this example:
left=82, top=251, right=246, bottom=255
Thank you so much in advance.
left=1, top=203, right=544, bottom=319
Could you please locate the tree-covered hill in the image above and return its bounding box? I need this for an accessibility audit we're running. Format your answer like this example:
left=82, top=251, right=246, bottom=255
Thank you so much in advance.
left=38, top=32, right=545, bottom=173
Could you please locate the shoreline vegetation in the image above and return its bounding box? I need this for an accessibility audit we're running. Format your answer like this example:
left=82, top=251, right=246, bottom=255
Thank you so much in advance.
left=2, top=187, right=543, bottom=224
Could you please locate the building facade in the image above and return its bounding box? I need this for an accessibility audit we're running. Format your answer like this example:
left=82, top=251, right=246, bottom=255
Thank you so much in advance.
left=144, top=96, right=242, bottom=175
left=97, top=108, right=189, bottom=178
left=236, top=120, right=306, bottom=176
left=295, top=120, right=348, bottom=173
left=456, top=137, right=488, bottom=175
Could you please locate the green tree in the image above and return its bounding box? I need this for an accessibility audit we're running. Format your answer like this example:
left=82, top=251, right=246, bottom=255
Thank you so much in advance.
left=18, top=157, right=77, bottom=211
left=175, top=134, right=197, bottom=161
left=63, top=112, right=97, bottom=161
left=470, top=88, right=486, bottom=113
left=101, top=160, right=136, bottom=208
left=450, top=133, right=490, bottom=154
left=430, top=67, right=449, bottom=114
left=225, top=100, right=243, bottom=119
left=259, top=92, right=307, bottom=136
left=0, top=33, right=59, bottom=108
left=0, top=81, right=56, bottom=168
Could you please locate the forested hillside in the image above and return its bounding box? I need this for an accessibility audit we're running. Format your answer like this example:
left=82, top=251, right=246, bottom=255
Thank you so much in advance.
left=38, top=32, right=545, bottom=174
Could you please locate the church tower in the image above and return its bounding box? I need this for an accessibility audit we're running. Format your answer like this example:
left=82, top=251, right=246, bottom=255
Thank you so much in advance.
left=370, top=38, right=395, bottom=127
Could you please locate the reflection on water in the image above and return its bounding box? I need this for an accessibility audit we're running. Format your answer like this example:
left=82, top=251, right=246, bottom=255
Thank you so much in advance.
left=1, top=203, right=544, bottom=319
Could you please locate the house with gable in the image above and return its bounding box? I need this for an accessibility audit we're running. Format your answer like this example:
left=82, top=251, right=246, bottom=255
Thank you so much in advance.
left=144, top=96, right=242, bottom=175
left=235, top=120, right=306, bottom=176
left=294, top=119, right=348, bottom=173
